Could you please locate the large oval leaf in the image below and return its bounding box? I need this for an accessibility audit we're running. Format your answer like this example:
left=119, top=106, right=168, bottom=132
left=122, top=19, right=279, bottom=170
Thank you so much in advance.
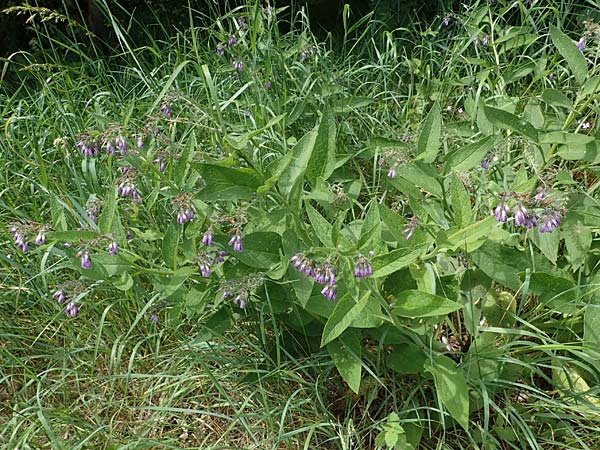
left=393, top=290, right=462, bottom=317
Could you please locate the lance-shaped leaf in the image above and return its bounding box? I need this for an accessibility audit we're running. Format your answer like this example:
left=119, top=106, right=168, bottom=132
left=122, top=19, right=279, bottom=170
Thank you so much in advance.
left=416, top=104, right=442, bottom=163
left=549, top=24, right=588, bottom=86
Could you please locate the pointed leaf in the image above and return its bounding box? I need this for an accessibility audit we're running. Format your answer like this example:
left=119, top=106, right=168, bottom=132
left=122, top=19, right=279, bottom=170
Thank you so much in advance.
left=393, top=290, right=462, bottom=318
left=321, top=292, right=370, bottom=347
left=162, top=219, right=180, bottom=271
left=306, top=108, right=336, bottom=183
left=450, top=174, right=471, bottom=228
left=327, top=329, right=362, bottom=394
left=278, top=129, right=318, bottom=199
left=483, top=105, right=539, bottom=142
left=417, top=104, right=442, bottom=163
left=550, top=24, right=588, bottom=86
left=306, top=202, right=334, bottom=247
left=425, top=355, right=470, bottom=431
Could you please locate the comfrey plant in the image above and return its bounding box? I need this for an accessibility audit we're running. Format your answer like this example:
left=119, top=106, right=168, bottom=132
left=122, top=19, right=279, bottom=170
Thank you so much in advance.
left=12, top=7, right=599, bottom=444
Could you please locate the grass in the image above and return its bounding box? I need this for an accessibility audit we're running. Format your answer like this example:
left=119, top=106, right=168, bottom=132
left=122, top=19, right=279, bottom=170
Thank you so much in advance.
left=2, top=0, right=600, bottom=448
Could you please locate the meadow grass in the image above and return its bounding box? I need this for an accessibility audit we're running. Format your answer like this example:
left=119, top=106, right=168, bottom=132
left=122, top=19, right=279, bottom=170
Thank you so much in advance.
left=2, top=0, right=600, bottom=448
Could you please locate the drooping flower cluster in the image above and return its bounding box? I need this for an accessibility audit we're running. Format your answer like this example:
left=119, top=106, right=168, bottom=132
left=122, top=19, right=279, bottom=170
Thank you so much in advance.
left=216, top=205, right=248, bottom=254
left=85, top=197, right=103, bottom=223
left=76, top=127, right=130, bottom=158
left=577, top=19, right=600, bottom=51
left=75, top=236, right=120, bottom=270
left=117, top=166, right=141, bottom=200
left=228, top=232, right=244, bottom=252
left=51, top=280, right=87, bottom=317
left=220, top=273, right=264, bottom=310
left=160, top=102, right=173, bottom=117
left=76, top=134, right=101, bottom=157
left=354, top=255, right=374, bottom=278
left=195, top=249, right=227, bottom=278
left=402, top=216, right=421, bottom=241
left=173, top=192, right=197, bottom=225
left=8, top=222, right=49, bottom=253
left=492, top=189, right=566, bottom=233
left=379, top=147, right=411, bottom=179
left=290, top=253, right=338, bottom=301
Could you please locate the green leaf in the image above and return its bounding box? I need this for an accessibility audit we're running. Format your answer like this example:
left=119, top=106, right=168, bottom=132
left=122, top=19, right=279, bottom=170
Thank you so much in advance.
left=416, top=104, right=441, bottom=163
left=371, top=245, right=425, bottom=278
left=562, top=213, right=592, bottom=269
left=530, top=227, right=559, bottom=265
left=528, top=272, right=577, bottom=314
left=327, top=329, right=362, bottom=394
left=174, top=132, right=194, bottom=184
left=98, top=186, right=118, bottom=235
left=450, top=174, right=471, bottom=228
left=539, top=131, right=594, bottom=145
left=162, top=219, right=180, bottom=271
left=351, top=296, right=383, bottom=328
left=112, top=271, right=133, bottom=291
left=233, top=232, right=281, bottom=269
left=393, top=290, right=462, bottom=318
left=541, top=89, right=573, bottom=109
left=47, top=230, right=99, bottom=242
left=424, top=355, right=470, bottom=431
left=438, top=216, right=497, bottom=252
left=582, top=76, right=600, bottom=96
left=358, top=202, right=381, bottom=250
left=379, top=204, right=410, bottom=243
left=584, top=303, right=600, bottom=352
left=306, top=202, right=334, bottom=247
left=549, top=24, right=588, bottom=86
left=556, top=140, right=600, bottom=163
left=471, top=242, right=528, bottom=291
left=483, top=105, right=539, bottom=142
left=321, top=292, right=370, bottom=347
left=154, top=266, right=195, bottom=298
left=444, top=135, right=496, bottom=172
left=395, top=162, right=442, bottom=197
left=387, top=343, right=427, bottom=374
left=193, top=164, right=261, bottom=201
left=371, top=246, right=425, bottom=278
left=306, top=108, right=336, bottom=183
left=277, top=129, right=318, bottom=199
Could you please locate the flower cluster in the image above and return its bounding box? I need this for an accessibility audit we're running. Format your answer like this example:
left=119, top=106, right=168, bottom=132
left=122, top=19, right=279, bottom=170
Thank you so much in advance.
left=76, top=133, right=101, bottom=157
left=117, top=166, right=141, bottom=200
left=220, top=273, right=264, bottom=310
left=85, top=197, right=103, bottom=223
left=195, top=248, right=227, bottom=278
left=402, top=216, right=421, bottom=241
left=492, top=190, right=566, bottom=233
left=354, top=255, right=374, bottom=278
left=577, top=19, right=600, bottom=51
left=290, top=253, right=338, bottom=301
left=173, top=192, right=197, bottom=225
left=8, top=222, right=48, bottom=253
left=216, top=205, right=248, bottom=253
left=228, top=232, right=244, bottom=252
left=379, top=147, right=411, bottom=179
left=76, top=127, right=130, bottom=158
left=52, top=280, right=87, bottom=317
left=75, top=236, right=119, bottom=270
